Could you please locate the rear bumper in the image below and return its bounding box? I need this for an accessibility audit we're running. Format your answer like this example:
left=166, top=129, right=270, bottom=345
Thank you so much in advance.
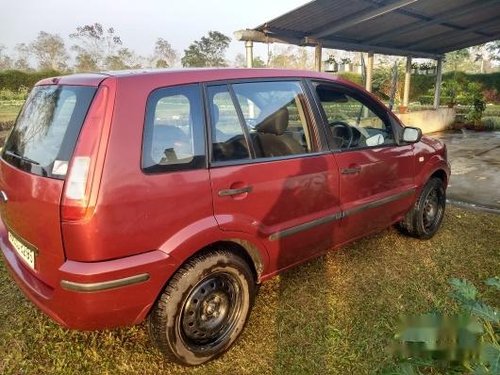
left=0, top=231, right=178, bottom=330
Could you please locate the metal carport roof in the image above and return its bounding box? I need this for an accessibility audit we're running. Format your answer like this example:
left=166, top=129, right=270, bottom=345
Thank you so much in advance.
left=244, top=0, right=500, bottom=59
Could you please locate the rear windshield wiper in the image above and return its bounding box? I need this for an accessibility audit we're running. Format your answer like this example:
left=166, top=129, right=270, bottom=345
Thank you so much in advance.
left=4, top=150, right=40, bottom=166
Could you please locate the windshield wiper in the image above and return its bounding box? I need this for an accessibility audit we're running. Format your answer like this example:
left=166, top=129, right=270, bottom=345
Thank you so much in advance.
left=4, top=150, right=40, bottom=165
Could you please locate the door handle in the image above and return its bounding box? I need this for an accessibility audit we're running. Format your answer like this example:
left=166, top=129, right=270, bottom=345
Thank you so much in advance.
left=218, top=186, right=253, bottom=197
left=341, top=167, right=361, bottom=175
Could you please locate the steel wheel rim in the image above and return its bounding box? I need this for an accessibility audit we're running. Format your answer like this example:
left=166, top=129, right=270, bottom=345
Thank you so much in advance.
left=180, top=272, right=242, bottom=350
left=422, top=187, right=443, bottom=232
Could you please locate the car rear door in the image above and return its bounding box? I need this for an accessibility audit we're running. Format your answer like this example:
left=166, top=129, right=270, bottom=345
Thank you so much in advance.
left=310, top=80, right=416, bottom=244
left=207, top=79, right=341, bottom=271
left=0, top=83, right=99, bottom=288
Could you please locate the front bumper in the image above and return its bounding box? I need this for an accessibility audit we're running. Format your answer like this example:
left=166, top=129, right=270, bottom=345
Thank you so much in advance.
left=0, top=231, right=177, bottom=330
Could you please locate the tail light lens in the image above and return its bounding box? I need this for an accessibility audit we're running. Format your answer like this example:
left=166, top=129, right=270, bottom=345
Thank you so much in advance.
left=61, top=86, right=110, bottom=221
left=65, top=157, right=91, bottom=200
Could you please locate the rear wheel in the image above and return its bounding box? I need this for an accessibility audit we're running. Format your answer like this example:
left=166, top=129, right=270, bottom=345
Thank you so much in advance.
left=399, top=177, right=446, bottom=239
left=148, top=250, right=255, bottom=365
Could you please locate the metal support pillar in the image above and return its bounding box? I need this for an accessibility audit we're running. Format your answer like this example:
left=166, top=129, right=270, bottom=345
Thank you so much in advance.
left=403, top=56, right=412, bottom=107
left=365, top=52, right=374, bottom=92
left=433, top=58, right=443, bottom=109
left=245, top=41, right=254, bottom=68
left=314, top=44, right=322, bottom=72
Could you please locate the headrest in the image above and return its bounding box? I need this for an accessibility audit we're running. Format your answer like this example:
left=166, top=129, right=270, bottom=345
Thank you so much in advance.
left=212, top=103, right=220, bottom=125
left=256, top=107, right=289, bottom=135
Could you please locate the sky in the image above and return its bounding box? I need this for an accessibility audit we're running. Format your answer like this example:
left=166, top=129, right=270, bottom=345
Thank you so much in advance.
left=0, top=0, right=310, bottom=63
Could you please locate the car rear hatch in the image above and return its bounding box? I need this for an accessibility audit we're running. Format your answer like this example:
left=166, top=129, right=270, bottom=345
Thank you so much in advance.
left=0, top=77, right=105, bottom=288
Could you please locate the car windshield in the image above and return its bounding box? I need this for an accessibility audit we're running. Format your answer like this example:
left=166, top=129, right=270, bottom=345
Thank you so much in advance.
left=2, top=85, right=96, bottom=179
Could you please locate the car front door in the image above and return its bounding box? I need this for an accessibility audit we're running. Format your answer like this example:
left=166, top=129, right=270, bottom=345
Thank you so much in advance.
left=207, top=79, right=341, bottom=272
left=310, top=81, right=416, bottom=245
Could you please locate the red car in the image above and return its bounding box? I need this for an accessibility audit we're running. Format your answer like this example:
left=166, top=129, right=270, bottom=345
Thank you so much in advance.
left=0, top=68, right=449, bottom=365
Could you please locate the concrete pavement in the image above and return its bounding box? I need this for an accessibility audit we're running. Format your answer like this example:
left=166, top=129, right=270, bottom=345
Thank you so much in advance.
left=434, top=130, right=500, bottom=211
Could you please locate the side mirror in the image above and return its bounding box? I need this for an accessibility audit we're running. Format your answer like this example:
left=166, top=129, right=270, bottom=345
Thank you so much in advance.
left=402, top=127, right=422, bottom=143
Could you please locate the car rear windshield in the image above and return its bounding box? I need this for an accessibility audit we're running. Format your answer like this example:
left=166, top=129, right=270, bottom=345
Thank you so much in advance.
left=2, top=85, right=96, bottom=179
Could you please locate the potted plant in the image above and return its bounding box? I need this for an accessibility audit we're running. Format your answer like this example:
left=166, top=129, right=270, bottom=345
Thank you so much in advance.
left=324, top=55, right=338, bottom=72
left=340, top=57, right=352, bottom=72
left=419, top=62, right=432, bottom=75
left=411, top=62, right=419, bottom=74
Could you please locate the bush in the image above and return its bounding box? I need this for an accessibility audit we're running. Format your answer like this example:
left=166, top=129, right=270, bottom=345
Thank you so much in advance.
left=482, top=117, right=500, bottom=130
left=336, top=72, right=363, bottom=86
left=483, top=88, right=500, bottom=103
left=467, top=72, right=500, bottom=92
left=463, top=82, right=487, bottom=125
left=410, top=74, right=435, bottom=99
left=0, top=86, right=29, bottom=101
left=391, top=277, right=500, bottom=374
left=0, top=69, right=62, bottom=91
left=418, top=95, right=454, bottom=105
left=404, top=72, right=500, bottom=104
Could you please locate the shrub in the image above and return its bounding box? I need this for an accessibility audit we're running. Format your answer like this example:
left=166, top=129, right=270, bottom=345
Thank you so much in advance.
left=410, top=74, right=435, bottom=99
left=391, top=277, right=500, bottom=374
left=337, top=72, right=363, bottom=86
left=0, top=86, right=29, bottom=101
left=0, top=69, right=62, bottom=91
left=463, top=82, right=487, bottom=125
left=482, top=117, right=500, bottom=130
left=483, top=88, right=500, bottom=103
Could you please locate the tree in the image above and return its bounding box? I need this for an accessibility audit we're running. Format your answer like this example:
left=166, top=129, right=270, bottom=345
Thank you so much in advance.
left=234, top=53, right=266, bottom=68
left=268, top=46, right=313, bottom=69
left=70, top=23, right=123, bottom=71
left=152, top=38, right=176, bottom=68
left=31, top=31, right=69, bottom=71
left=105, top=48, right=142, bottom=70
left=444, top=48, right=473, bottom=72
left=181, top=31, right=230, bottom=67
left=486, top=41, right=500, bottom=61
left=0, top=45, right=13, bottom=70
left=74, top=52, right=98, bottom=72
left=14, top=43, right=32, bottom=71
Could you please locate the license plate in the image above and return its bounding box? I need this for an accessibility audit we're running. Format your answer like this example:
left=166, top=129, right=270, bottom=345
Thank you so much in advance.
left=8, top=231, right=36, bottom=269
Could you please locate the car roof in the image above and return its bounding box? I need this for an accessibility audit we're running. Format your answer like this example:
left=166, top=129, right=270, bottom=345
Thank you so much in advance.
left=37, top=68, right=354, bottom=88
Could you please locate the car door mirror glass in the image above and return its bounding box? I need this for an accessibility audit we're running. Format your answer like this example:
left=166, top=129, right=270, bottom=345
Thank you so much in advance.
left=402, top=127, right=422, bottom=143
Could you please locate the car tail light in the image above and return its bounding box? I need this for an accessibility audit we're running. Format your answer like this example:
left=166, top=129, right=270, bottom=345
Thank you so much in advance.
left=62, top=86, right=110, bottom=221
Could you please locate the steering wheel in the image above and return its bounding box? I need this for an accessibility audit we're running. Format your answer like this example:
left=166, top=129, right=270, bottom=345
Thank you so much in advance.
left=329, top=121, right=353, bottom=149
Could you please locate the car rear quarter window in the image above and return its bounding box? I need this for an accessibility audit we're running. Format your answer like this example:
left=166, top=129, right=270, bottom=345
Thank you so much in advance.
left=142, top=84, right=205, bottom=173
left=2, top=85, right=96, bottom=179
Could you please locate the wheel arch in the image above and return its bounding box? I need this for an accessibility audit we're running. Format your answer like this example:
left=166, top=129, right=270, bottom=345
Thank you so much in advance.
left=430, top=168, right=448, bottom=187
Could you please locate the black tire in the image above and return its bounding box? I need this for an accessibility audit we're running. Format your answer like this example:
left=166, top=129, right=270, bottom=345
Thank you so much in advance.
left=399, top=177, right=446, bottom=239
left=148, top=250, right=255, bottom=365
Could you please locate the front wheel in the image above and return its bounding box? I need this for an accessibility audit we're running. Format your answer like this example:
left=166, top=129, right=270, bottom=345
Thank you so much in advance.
left=148, top=250, right=255, bottom=365
left=399, top=177, right=446, bottom=239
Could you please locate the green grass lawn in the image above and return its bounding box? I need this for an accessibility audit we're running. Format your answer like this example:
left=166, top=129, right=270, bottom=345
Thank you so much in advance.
left=0, top=207, right=499, bottom=375
left=0, top=102, right=22, bottom=123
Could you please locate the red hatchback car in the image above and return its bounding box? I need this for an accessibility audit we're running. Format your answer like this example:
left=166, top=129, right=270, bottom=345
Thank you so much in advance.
left=0, top=68, right=449, bottom=365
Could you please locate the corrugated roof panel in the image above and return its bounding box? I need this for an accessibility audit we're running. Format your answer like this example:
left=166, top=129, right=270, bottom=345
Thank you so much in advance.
left=341, top=13, right=424, bottom=41
left=250, top=0, right=500, bottom=57
left=450, top=6, right=500, bottom=29
left=404, top=0, right=475, bottom=17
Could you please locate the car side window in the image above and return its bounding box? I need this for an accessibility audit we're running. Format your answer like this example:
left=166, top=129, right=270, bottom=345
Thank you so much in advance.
left=208, top=80, right=314, bottom=163
left=142, top=84, right=205, bottom=172
left=232, top=80, right=313, bottom=158
left=314, top=82, right=395, bottom=150
left=208, top=85, right=251, bottom=162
